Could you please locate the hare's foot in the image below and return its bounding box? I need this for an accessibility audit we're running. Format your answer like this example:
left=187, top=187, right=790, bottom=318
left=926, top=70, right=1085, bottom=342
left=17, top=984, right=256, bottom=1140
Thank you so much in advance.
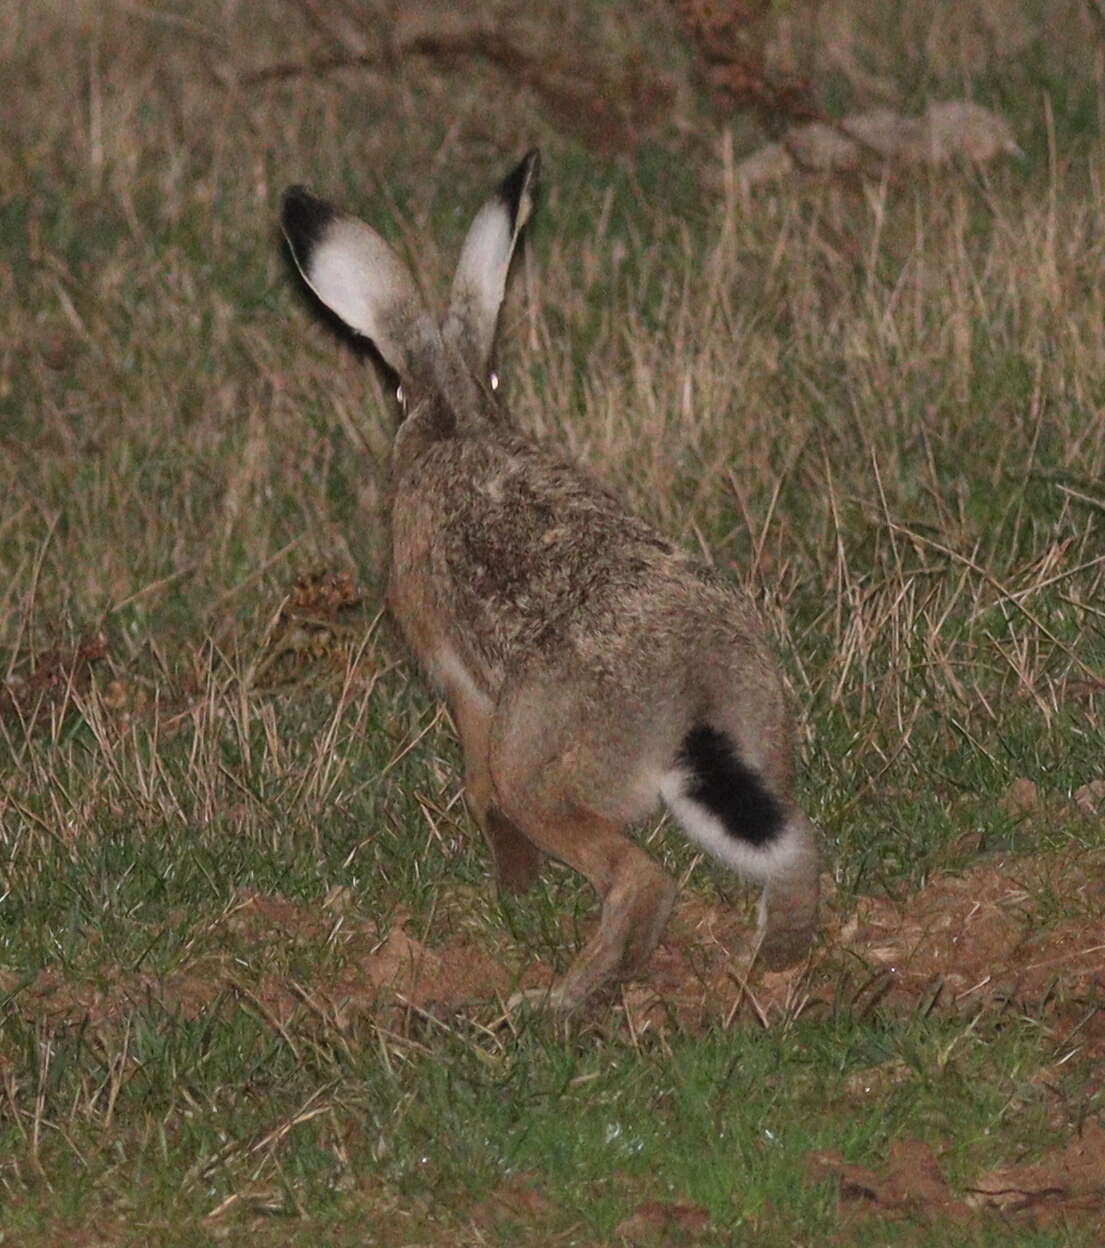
left=507, top=841, right=675, bottom=1014
left=755, top=819, right=820, bottom=970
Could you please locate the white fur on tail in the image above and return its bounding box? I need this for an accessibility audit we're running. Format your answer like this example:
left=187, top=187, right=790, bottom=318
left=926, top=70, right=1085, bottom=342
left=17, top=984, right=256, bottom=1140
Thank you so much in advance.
left=659, top=767, right=809, bottom=884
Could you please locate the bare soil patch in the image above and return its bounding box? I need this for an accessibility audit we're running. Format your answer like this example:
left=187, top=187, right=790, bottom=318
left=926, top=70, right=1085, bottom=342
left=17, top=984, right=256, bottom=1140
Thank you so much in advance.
left=613, top=1197, right=712, bottom=1243
left=967, top=1120, right=1105, bottom=1224
left=615, top=851, right=1104, bottom=1048
left=5, top=851, right=1101, bottom=1044
left=809, top=1121, right=1105, bottom=1235
left=807, top=1137, right=973, bottom=1228
left=1, top=890, right=512, bottom=1035
left=468, top=1173, right=554, bottom=1229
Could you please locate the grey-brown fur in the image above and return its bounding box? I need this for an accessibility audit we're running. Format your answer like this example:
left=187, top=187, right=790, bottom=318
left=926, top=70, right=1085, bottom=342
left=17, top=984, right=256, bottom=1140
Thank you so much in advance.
left=280, top=151, right=819, bottom=1011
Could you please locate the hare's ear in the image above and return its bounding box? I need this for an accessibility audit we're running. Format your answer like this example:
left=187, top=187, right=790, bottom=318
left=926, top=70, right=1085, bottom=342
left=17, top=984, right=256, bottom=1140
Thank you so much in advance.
left=281, top=186, right=440, bottom=378
left=443, top=149, right=540, bottom=374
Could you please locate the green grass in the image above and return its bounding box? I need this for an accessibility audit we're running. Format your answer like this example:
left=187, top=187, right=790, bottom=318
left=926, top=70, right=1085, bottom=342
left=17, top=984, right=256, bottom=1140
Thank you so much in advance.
left=2, top=0, right=1104, bottom=1243
left=0, top=1001, right=1093, bottom=1244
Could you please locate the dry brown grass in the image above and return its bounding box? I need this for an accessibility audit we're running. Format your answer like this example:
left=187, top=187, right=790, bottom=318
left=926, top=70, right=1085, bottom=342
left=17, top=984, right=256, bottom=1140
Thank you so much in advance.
left=2, top=0, right=1102, bottom=927
left=2, top=0, right=1103, bottom=934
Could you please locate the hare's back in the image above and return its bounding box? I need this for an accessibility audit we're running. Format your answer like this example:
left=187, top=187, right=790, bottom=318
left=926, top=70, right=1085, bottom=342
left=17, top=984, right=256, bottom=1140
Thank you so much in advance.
left=395, top=432, right=758, bottom=679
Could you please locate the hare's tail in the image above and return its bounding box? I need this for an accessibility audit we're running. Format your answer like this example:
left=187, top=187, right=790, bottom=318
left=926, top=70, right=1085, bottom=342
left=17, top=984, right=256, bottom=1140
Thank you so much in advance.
left=659, top=724, right=787, bottom=875
left=660, top=723, right=819, bottom=966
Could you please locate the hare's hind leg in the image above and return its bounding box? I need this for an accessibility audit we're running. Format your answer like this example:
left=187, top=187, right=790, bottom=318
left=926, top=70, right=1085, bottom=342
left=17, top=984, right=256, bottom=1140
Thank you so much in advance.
left=490, top=681, right=676, bottom=1012
left=447, top=681, right=544, bottom=895
left=500, top=805, right=675, bottom=1012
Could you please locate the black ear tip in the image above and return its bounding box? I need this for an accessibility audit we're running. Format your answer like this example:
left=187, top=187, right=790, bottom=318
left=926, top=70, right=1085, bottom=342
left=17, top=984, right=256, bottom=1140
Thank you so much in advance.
left=280, top=185, right=338, bottom=254
left=498, top=149, right=541, bottom=229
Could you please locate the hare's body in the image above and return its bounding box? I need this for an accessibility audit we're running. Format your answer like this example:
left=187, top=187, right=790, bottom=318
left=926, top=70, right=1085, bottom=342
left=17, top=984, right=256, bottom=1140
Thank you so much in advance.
left=282, top=152, right=819, bottom=1010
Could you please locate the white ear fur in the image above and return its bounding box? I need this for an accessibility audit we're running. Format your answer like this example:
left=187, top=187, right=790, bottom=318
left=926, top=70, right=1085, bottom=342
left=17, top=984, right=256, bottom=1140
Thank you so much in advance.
left=280, top=187, right=439, bottom=377
left=443, top=150, right=540, bottom=372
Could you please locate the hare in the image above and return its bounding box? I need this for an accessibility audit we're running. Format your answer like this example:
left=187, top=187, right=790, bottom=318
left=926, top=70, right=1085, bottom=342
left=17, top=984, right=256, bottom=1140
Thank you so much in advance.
left=280, top=150, right=819, bottom=1012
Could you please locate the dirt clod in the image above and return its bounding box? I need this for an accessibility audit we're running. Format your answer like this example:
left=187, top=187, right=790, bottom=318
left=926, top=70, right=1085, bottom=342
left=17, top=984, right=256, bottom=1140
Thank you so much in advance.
left=250, top=568, right=367, bottom=687
left=615, top=1198, right=711, bottom=1243
left=1001, top=776, right=1040, bottom=816
left=1074, top=780, right=1105, bottom=816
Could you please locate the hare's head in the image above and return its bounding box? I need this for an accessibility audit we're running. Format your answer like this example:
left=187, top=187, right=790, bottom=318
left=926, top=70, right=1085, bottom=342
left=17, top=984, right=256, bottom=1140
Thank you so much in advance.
left=280, top=151, right=539, bottom=440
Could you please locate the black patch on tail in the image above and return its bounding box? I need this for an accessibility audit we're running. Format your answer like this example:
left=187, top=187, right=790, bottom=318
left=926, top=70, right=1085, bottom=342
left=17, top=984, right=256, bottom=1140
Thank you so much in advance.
left=497, top=149, right=541, bottom=233
left=678, top=724, right=783, bottom=848
left=280, top=185, right=338, bottom=262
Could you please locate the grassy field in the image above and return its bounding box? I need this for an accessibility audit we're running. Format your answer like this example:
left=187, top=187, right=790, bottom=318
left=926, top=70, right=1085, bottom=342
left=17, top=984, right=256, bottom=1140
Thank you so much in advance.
left=2, top=0, right=1104, bottom=1243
